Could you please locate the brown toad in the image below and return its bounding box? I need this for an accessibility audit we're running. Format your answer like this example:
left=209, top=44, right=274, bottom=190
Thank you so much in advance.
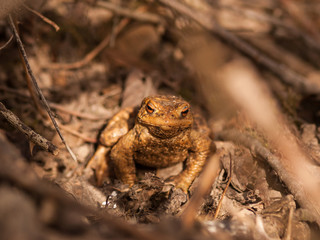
left=89, top=95, right=212, bottom=192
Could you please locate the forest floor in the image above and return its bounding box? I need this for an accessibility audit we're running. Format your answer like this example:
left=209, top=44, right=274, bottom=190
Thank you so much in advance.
left=1, top=0, right=320, bottom=239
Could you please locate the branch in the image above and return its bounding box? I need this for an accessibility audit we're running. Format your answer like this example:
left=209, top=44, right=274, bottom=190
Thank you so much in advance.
left=23, top=4, right=60, bottom=31
left=96, top=1, right=164, bottom=24
left=0, top=102, right=58, bottom=155
left=46, top=17, right=129, bottom=70
left=158, top=0, right=320, bottom=95
left=0, top=34, right=13, bottom=51
left=8, top=14, right=77, bottom=161
left=181, top=154, right=220, bottom=227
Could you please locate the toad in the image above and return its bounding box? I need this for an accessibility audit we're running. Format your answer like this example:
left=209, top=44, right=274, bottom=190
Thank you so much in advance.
left=88, top=95, right=212, bottom=192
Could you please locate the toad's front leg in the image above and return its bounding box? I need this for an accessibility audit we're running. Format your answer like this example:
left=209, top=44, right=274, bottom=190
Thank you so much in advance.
left=87, top=107, right=136, bottom=185
left=109, top=130, right=137, bottom=186
left=173, top=131, right=212, bottom=192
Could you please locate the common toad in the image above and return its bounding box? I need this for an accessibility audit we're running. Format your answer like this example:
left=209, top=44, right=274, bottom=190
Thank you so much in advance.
left=89, top=95, right=212, bottom=192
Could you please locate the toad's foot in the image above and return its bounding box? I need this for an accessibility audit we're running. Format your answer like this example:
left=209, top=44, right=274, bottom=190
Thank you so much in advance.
left=165, top=174, right=192, bottom=193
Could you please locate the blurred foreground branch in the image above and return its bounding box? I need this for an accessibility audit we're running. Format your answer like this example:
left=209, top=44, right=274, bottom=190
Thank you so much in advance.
left=221, top=59, right=320, bottom=226
left=159, top=0, right=320, bottom=95
left=0, top=133, right=160, bottom=240
left=181, top=154, right=220, bottom=227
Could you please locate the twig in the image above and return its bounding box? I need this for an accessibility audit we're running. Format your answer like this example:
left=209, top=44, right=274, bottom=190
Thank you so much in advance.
left=45, top=4, right=154, bottom=70
left=23, top=4, right=60, bottom=31
left=0, top=102, right=58, bottom=155
left=8, top=14, right=77, bottom=162
left=283, top=205, right=294, bottom=240
left=96, top=1, right=164, bottom=24
left=18, top=40, right=48, bottom=118
left=181, top=154, right=220, bottom=228
left=218, top=4, right=320, bottom=52
left=49, top=102, right=112, bottom=121
left=0, top=86, right=29, bottom=98
left=11, top=17, right=47, bottom=118
left=280, top=0, right=320, bottom=42
left=46, top=18, right=129, bottom=70
left=0, top=87, right=111, bottom=121
left=0, top=34, right=13, bottom=51
left=58, top=123, right=97, bottom=143
left=158, top=0, right=320, bottom=95
left=213, top=153, right=232, bottom=219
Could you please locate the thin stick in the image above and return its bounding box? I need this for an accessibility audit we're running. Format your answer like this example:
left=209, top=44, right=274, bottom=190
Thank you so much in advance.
left=284, top=206, right=294, bottom=240
left=218, top=4, right=320, bottom=51
left=8, top=14, right=77, bottom=162
left=49, top=102, right=112, bottom=120
left=12, top=15, right=47, bottom=118
left=0, top=87, right=110, bottom=121
left=58, top=123, right=97, bottom=143
left=19, top=51, right=48, bottom=118
left=46, top=18, right=129, bottom=70
left=181, top=154, right=220, bottom=228
left=158, top=0, right=320, bottom=95
left=46, top=4, right=151, bottom=70
left=280, top=0, right=320, bottom=41
left=0, top=86, right=29, bottom=98
left=213, top=153, right=232, bottom=219
left=23, top=4, right=60, bottom=31
left=96, top=1, right=164, bottom=24
left=0, top=102, right=58, bottom=155
left=0, top=34, right=13, bottom=51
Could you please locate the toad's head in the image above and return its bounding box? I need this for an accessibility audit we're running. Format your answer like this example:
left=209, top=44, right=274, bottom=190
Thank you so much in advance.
left=137, top=95, right=193, bottom=138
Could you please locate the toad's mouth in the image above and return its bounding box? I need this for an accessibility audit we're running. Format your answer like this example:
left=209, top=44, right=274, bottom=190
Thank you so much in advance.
left=137, top=118, right=192, bottom=138
left=137, top=118, right=192, bottom=129
left=147, top=125, right=188, bottom=138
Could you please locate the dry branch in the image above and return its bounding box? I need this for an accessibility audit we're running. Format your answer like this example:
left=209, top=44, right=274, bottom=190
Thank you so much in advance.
left=23, top=4, right=60, bottom=31
left=181, top=154, right=220, bottom=227
left=97, top=1, right=164, bottom=24
left=280, top=0, right=320, bottom=42
left=218, top=4, right=320, bottom=52
left=46, top=4, right=160, bottom=70
left=0, top=34, right=13, bottom=51
left=46, top=17, right=129, bottom=70
left=158, top=0, right=320, bottom=95
left=213, top=153, right=232, bottom=220
left=20, top=51, right=48, bottom=119
left=0, top=102, right=58, bottom=155
left=49, top=102, right=112, bottom=121
left=8, top=14, right=77, bottom=161
left=58, top=123, right=97, bottom=144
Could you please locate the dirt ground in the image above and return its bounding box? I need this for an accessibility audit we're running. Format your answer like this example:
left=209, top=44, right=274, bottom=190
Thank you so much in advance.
left=1, top=0, right=320, bottom=239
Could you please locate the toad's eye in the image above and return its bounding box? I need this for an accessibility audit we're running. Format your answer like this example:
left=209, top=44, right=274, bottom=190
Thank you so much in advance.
left=181, top=106, right=189, bottom=117
left=146, top=102, right=155, bottom=113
